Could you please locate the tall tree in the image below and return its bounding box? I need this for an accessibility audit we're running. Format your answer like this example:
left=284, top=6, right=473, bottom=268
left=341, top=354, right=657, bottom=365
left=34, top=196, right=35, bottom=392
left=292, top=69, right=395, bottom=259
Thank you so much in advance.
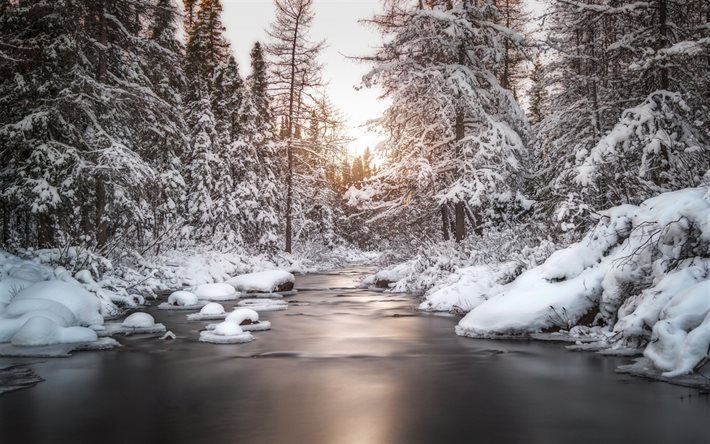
left=266, top=0, right=325, bottom=253
left=350, top=0, right=528, bottom=242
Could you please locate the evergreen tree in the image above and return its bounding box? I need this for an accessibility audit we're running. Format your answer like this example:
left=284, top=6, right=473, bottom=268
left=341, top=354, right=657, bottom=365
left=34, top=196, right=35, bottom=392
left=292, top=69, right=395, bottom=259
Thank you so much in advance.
left=0, top=0, right=189, bottom=253
left=351, top=0, right=529, bottom=242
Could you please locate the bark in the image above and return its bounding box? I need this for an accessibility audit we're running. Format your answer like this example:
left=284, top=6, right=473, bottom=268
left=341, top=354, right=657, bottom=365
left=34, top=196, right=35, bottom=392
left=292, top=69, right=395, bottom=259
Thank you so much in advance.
left=440, top=205, right=451, bottom=241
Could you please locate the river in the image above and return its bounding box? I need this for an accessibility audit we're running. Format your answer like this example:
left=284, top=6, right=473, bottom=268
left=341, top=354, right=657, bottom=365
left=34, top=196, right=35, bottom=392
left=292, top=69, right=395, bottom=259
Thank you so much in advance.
left=0, top=267, right=708, bottom=443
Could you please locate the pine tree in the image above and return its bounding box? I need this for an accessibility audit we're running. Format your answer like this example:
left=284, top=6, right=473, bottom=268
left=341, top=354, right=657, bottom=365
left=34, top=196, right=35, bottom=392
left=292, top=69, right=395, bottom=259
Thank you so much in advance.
left=351, top=0, right=529, bottom=241
left=527, top=57, right=547, bottom=125
left=0, top=0, right=190, bottom=253
left=531, top=0, right=709, bottom=234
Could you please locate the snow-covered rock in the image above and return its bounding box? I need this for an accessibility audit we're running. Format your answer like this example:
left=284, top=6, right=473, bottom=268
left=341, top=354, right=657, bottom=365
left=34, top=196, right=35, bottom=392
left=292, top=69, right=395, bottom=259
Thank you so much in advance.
left=194, top=283, right=240, bottom=301
left=99, top=312, right=166, bottom=337
left=226, top=270, right=295, bottom=293
left=122, top=312, right=156, bottom=328
left=158, top=291, right=206, bottom=310
left=199, top=321, right=254, bottom=344
left=167, top=291, right=199, bottom=306
left=186, top=302, right=227, bottom=321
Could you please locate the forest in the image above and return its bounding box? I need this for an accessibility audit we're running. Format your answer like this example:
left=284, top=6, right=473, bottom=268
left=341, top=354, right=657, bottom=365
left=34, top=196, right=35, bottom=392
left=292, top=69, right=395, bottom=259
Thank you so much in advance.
left=0, top=0, right=709, bottom=430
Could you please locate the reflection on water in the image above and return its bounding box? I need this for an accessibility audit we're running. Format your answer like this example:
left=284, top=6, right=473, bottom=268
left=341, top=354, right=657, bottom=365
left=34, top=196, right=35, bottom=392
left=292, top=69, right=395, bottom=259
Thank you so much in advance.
left=1, top=268, right=708, bottom=443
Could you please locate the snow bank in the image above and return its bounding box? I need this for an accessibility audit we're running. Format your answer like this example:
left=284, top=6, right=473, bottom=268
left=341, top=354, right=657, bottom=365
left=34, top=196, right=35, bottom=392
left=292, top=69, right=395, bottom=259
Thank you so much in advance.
left=226, top=270, right=295, bottom=293
left=361, top=261, right=413, bottom=289
left=453, top=187, right=710, bottom=380
left=419, top=263, right=519, bottom=313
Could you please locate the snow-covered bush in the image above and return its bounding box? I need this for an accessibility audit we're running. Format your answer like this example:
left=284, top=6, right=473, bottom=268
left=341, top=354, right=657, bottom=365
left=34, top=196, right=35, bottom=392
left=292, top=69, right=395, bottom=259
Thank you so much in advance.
left=365, top=225, right=556, bottom=298
left=454, top=187, right=710, bottom=378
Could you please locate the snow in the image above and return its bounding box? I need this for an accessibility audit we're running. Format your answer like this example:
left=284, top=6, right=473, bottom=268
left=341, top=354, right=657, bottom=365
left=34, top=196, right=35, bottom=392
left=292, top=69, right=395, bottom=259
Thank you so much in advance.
left=419, top=265, right=512, bottom=313
left=199, top=321, right=254, bottom=344
left=236, top=299, right=288, bottom=312
left=167, top=291, right=199, bottom=306
left=226, top=270, right=294, bottom=293
left=122, top=312, right=156, bottom=328
left=7, top=280, right=104, bottom=326
left=450, top=187, right=710, bottom=380
left=225, top=308, right=260, bottom=325
left=98, top=312, right=165, bottom=336
left=194, top=283, right=240, bottom=301
left=186, top=303, right=227, bottom=321
left=11, top=316, right=97, bottom=347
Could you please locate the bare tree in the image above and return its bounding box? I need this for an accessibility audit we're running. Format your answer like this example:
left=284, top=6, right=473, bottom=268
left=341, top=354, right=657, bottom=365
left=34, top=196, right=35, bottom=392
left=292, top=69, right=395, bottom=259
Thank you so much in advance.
left=266, top=0, right=325, bottom=253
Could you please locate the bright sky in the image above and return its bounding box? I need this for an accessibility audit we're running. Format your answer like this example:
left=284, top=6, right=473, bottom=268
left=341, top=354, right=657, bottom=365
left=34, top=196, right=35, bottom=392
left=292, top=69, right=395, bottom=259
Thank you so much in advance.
left=222, top=0, right=387, bottom=156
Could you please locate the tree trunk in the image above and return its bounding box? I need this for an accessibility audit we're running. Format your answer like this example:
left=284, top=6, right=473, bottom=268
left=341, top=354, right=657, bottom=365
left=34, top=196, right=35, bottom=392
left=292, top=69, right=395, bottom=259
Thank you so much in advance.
left=658, top=0, right=669, bottom=89
left=454, top=43, right=466, bottom=243
left=95, top=179, right=108, bottom=248
left=454, top=202, right=465, bottom=242
left=38, top=213, right=54, bottom=247
left=440, top=205, right=451, bottom=241
left=285, top=8, right=303, bottom=254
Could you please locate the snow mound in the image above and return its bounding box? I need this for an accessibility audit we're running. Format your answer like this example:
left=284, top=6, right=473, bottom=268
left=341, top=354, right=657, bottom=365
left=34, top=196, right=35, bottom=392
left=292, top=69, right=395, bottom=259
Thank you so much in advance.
left=167, top=291, right=199, bottom=306
left=199, top=321, right=254, bottom=344
left=0, top=277, right=106, bottom=349
left=158, top=291, right=206, bottom=310
left=186, top=303, right=227, bottom=321
left=99, top=312, right=165, bottom=336
left=236, top=299, right=288, bottom=312
left=226, top=270, right=295, bottom=293
left=454, top=187, right=710, bottom=380
left=122, top=312, right=156, bottom=328
left=226, top=308, right=260, bottom=324
left=194, top=283, right=240, bottom=301
left=10, top=316, right=98, bottom=347
left=9, top=281, right=103, bottom=326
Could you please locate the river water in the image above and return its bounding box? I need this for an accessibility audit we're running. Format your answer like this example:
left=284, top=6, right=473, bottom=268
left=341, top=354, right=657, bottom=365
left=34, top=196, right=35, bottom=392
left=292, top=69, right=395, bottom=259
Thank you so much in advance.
left=0, top=267, right=708, bottom=443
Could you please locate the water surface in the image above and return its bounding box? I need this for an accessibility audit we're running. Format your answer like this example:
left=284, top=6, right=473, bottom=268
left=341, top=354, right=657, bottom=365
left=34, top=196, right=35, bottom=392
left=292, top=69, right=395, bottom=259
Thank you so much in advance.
left=1, top=268, right=708, bottom=443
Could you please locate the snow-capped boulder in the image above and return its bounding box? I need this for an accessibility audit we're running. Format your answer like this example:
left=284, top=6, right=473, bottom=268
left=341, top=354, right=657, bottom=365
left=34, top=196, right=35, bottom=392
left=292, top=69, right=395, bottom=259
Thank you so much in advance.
left=199, top=321, right=254, bottom=344
left=226, top=270, right=295, bottom=294
left=186, top=302, right=227, bottom=321
left=167, top=291, right=199, bottom=307
left=194, top=283, right=239, bottom=301
left=122, top=312, right=156, bottom=328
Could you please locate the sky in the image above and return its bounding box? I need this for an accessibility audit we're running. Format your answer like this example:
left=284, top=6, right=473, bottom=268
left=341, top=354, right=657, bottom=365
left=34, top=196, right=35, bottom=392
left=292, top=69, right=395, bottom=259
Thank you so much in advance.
left=222, top=0, right=387, bottom=156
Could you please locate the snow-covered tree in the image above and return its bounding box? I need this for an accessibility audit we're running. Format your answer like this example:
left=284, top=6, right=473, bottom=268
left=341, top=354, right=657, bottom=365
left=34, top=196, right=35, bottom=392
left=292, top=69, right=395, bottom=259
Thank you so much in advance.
left=531, top=0, right=710, bottom=234
left=0, top=0, right=189, bottom=253
left=350, top=0, right=529, bottom=242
